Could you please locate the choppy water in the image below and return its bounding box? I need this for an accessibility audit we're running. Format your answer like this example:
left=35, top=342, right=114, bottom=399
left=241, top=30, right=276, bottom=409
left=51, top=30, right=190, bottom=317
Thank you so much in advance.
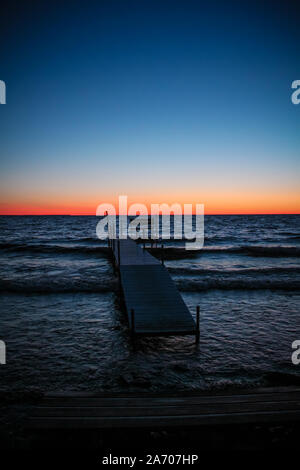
left=0, top=215, right=299, bottom=398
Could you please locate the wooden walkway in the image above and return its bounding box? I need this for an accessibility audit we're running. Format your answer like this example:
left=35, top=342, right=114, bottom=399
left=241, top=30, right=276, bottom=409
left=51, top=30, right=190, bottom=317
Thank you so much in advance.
left=28, top=387, right=300, bottom=429
left=110, top=238, right=197, bottom=338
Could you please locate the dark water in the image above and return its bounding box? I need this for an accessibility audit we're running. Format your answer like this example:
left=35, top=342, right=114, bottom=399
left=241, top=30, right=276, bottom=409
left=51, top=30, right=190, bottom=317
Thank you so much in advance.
left=0, top=215, right=299, bottom=398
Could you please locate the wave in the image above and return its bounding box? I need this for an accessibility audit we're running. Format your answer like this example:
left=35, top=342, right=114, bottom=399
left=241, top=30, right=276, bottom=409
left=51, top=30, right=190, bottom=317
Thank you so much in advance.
left=0, top=242, right=110, bottom=255
left=0, top=278, right=118, bottom=294
left=0, top=241, right=299, bottom=258
left=199, top=245, right=300, bottom=256
left=1, top=272, right=299, bottom=294
left=243, top=245, right=300, bottom=257
left=169, top=266, right=300, bottom=275
left=153, top=245, right=300, bottom=257
left=176, top=278, right=300, bottom=292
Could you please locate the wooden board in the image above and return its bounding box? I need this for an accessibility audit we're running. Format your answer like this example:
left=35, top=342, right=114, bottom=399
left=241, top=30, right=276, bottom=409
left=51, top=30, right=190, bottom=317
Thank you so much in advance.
left=28, top=387, right=300, bottom=430
left=112, top=238, right=160, bottom=266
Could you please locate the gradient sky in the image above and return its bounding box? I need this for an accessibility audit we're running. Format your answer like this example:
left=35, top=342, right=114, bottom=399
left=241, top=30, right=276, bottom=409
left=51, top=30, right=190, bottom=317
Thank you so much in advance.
left=0, top=0, right=299, bottom=214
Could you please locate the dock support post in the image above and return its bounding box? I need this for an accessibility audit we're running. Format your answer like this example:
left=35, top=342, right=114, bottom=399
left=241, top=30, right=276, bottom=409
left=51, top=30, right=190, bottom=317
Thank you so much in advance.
left=112, top=243, right=116, bottom=274
left=131, top=309, right=135, bottom=337
left=117, top=238, right=120, bottom=267
left=161, top=244, right=164, bottom=266
left=196, top=305, right=200, bottom=344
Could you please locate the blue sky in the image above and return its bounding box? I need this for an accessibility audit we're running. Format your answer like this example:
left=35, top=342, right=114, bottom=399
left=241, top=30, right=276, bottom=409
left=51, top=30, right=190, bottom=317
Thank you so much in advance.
left=0, top=0, right=299, bottom=213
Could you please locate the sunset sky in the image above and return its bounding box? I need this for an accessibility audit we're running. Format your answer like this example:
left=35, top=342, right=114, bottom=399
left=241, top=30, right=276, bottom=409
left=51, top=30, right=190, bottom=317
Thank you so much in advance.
left=0, top=0, right=299, bottom=215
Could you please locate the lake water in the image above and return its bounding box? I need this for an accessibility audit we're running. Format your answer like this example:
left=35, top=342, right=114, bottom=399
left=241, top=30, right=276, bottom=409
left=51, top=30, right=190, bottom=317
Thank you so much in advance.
left=0, top=215, right=299, bottom=398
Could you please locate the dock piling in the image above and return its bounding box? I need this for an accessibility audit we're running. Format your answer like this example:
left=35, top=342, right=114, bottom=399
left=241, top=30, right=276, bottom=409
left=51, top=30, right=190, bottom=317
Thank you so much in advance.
left=196, top=305, right=200, bottom=344
left=117, top=238, right=120, bottom=267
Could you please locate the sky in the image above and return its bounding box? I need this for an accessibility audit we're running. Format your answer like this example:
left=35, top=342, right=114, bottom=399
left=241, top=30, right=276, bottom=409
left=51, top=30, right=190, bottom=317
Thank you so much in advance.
left=0, top=0, right=299, bottom=215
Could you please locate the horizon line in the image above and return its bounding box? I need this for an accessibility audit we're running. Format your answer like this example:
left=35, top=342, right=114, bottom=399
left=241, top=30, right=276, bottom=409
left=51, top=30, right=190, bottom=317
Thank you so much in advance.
left=1, top=213, right=299, bottom=216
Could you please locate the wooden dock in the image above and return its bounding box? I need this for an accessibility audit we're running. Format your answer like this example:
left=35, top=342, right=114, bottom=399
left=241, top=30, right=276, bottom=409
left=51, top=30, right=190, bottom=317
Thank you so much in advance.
left=110, top=238, right=198, bottom=339
left=28, top=386, right=300, bottom=430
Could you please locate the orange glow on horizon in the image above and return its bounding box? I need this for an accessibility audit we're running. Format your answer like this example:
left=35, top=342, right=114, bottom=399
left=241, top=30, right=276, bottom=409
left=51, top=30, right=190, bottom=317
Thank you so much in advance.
left=0, top=191, right=299, bottom=216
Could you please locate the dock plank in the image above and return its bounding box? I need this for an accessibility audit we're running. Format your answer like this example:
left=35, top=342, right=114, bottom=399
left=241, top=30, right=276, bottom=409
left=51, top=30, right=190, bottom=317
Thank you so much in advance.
left=111, top=239, right=197, bottom=337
